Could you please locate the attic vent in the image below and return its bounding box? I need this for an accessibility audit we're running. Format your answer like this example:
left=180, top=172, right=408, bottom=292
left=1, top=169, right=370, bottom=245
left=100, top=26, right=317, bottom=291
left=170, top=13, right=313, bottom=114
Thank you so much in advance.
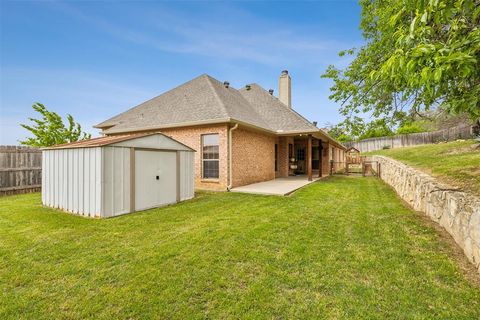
left=245, top=84, right=251, bottom=91
left=223, top=81, right=230, bottom=88
left=268, top=89, right=274, bottom=95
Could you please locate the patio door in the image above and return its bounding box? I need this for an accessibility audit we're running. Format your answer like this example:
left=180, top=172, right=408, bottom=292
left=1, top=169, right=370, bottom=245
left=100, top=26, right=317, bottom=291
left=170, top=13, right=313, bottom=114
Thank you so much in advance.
left=312, top=147, right=319, bottom=170
left=296, top=148, right=306, bottom=173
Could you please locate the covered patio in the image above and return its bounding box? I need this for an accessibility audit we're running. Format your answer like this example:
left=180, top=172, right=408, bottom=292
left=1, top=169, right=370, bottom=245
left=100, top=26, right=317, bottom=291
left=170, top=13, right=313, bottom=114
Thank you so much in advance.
left=275, top=133, right=345, bottom=181
left=231, top=131, right=346, bottom=196
left=231, top=175, right=322, bottom=196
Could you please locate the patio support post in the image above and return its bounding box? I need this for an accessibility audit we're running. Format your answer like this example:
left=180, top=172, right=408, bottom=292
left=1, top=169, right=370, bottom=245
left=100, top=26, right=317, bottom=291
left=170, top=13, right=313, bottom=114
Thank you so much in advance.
left=318, top=139, right=322, bottom=178
left=307, top=134, right=312, bottom=181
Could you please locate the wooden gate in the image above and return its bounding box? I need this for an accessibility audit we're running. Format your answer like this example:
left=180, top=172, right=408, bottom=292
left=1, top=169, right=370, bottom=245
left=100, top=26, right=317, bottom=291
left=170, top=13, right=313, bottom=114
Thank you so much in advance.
left=342, top=156, right=381, bottom=177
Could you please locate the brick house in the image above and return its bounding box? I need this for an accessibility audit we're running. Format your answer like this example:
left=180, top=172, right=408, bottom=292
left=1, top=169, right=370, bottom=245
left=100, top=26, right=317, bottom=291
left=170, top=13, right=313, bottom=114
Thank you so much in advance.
left=95, top=71, right=346, bottom=191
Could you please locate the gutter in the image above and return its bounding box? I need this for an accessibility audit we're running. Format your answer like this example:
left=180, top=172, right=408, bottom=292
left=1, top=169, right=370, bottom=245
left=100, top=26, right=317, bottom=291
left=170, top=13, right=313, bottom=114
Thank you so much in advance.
left=227, top=123, right=239, bottom=191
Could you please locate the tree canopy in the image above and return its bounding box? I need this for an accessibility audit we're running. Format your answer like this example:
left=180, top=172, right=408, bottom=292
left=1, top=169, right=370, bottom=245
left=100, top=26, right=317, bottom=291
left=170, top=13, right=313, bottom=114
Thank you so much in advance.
left=323, top=0, right=480, bottom=134
left=20, top=103, right=91, bottom=147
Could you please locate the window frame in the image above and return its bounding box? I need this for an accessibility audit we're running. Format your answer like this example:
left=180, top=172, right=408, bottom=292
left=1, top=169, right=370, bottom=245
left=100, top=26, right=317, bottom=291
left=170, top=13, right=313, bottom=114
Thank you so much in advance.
left=201, top=133, right=220, bottom=180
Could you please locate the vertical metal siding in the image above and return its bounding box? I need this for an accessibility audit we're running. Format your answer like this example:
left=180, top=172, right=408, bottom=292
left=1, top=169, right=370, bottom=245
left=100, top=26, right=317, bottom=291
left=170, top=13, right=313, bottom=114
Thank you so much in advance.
left=57, top=150, right=62, bottom=209
left=41, top=151, right=45, bottom=204
left=78, top=148, right=84, bottom=214
left=42, top=137, right=194, bottom=218
left=53, top=150, right=58, bottom=208
left=84, top=148, right=90, bottom=215
left=42, top=151, right=48, bottom=205
left=62, top=149, right=68, bottom=211
left=67, top=149, right=73, bottom=212
left=42, top=147, right=102, bottom=217
left=95, top=147, right=102, bottom=216
left=179, top=151, right=195, bottom=200
left=74, top=149, right=79, bottom=213
left=102, top=147, right=130, bottom=217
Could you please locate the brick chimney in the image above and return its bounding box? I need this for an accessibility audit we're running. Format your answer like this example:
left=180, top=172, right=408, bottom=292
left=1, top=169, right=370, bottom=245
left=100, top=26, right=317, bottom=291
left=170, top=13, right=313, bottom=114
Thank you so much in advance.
left=278, top=70, right=291, bottom=109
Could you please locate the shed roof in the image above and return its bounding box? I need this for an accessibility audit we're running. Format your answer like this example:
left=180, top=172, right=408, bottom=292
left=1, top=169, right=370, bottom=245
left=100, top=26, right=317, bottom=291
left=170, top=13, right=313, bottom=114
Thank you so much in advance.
left=42, top=133, right=195, bottom=151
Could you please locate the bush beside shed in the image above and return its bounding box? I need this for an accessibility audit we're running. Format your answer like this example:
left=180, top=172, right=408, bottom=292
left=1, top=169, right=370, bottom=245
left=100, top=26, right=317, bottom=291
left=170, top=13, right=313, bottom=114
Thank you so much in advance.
left=42, top=133, right=195, bottom=218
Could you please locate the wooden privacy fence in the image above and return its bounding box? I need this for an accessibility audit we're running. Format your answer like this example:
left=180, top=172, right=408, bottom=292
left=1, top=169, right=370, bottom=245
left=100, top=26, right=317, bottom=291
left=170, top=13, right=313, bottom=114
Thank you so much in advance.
left=0, top=146, right=42, bottom=196
left=345, top=124, right=475, bottom=152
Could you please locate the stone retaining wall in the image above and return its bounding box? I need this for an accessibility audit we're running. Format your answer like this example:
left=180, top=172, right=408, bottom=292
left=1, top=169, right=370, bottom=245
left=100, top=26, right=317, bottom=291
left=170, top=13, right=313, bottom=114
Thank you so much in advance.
left=372, top=155, right=480, bottom=273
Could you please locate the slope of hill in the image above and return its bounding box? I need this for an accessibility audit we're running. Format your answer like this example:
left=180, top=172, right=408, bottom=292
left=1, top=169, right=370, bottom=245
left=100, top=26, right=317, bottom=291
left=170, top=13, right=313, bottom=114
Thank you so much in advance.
left=366, top=140, right=480, bottom=196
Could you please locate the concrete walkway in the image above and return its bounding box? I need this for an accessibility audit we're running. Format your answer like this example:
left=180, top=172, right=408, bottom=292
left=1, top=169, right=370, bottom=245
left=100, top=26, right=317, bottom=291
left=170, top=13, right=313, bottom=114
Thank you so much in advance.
left=230, top=176, right=321, bottom=196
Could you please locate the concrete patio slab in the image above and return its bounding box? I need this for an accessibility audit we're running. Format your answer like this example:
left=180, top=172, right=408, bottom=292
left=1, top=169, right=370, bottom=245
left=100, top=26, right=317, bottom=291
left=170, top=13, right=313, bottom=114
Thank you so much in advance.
left=230, top=176, right=321, bottom=196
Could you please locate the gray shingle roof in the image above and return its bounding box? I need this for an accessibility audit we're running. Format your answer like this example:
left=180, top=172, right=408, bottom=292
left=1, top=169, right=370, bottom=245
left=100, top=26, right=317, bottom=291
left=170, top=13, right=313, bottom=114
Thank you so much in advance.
left=96, top=74, right=326, bottom=137
left=238, top=84, right=318, bottom=132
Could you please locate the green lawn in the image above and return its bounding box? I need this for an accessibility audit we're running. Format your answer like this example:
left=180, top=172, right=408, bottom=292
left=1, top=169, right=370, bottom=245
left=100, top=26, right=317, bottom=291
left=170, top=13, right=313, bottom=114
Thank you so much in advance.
left=365, top=139, right=480, bottom=195
left=1, top=176, right=479, bottom=319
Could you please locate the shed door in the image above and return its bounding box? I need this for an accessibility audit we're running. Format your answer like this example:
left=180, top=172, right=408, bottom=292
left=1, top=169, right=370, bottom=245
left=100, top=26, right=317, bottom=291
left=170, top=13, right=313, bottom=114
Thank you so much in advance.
left=135, top=150, right=177, bottom=211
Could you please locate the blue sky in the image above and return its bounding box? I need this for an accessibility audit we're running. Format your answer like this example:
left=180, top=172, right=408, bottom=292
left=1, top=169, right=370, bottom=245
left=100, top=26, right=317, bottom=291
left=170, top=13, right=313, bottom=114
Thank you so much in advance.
left=0, top=0, right=362, bottom=145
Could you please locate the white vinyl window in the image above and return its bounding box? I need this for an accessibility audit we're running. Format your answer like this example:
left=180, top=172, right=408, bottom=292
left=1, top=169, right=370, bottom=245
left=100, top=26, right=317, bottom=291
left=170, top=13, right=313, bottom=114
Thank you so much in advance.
left=202, top=134, right=219, bottom=179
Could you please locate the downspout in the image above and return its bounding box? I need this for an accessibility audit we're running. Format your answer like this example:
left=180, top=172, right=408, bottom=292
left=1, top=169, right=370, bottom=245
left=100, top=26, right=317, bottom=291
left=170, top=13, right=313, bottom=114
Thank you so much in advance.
left=227, top=123, right=239, bottom=191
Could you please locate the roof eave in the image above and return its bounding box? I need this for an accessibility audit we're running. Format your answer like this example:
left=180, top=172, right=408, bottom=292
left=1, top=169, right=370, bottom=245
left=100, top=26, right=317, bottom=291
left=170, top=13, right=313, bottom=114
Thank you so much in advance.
left=102, top=118, right=232, bottom=134
left=276, top=129, right=319, bottom=135
left=276, top=129, right=346, bottom=150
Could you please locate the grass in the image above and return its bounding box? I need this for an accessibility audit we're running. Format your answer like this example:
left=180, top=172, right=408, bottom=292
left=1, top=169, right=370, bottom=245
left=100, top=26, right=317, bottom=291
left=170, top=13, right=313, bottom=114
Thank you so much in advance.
left=1, top=176, right=479, bottom=319
left=365, top=139, right=480, bottom=195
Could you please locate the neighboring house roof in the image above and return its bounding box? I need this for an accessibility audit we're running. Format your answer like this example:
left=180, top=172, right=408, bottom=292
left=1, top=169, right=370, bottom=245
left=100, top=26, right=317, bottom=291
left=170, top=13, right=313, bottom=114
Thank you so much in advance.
left=346, top=147, right=360, bottom=153
left=95, top=74, right=344, bottom=148
left=42, top=133, right=195, bottom=151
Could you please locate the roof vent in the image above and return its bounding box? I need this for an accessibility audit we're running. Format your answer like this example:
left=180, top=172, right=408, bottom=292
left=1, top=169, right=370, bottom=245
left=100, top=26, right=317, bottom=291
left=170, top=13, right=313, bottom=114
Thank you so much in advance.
left=313, top=121, right=318, bottom=127
left=245, top=84, right=251, bottom=91
left=223, top=81, right=230, bottom=88
left=268, top=89, right=274, bottom=95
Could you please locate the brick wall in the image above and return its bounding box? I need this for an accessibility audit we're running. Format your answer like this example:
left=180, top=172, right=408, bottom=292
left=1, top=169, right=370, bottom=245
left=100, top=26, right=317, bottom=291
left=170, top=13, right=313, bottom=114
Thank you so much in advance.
left=106, top=125, right=345, bottom=190
left=231, top=127, right=276, bottom=187
left=276, top=136, right=291, bottom=178
left=161, top=124, right=229, bottom=191
left=321, top=141, right=330, bottom=175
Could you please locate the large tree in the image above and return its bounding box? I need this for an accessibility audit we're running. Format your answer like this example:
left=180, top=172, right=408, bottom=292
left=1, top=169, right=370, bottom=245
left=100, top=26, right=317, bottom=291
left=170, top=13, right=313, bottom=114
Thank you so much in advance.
left=20, top=103, right=91, bottom=147
left=323, top=0, right=480, bottom=133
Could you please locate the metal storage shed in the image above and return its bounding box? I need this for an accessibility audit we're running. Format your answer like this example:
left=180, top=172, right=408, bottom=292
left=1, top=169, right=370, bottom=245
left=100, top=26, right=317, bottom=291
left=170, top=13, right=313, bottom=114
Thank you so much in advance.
left=42, top=133, right=195, bottom=218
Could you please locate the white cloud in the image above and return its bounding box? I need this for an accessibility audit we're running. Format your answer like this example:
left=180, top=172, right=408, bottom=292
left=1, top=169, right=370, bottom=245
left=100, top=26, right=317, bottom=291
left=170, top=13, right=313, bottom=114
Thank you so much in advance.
left=55, top=2, right=355, bottom=66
